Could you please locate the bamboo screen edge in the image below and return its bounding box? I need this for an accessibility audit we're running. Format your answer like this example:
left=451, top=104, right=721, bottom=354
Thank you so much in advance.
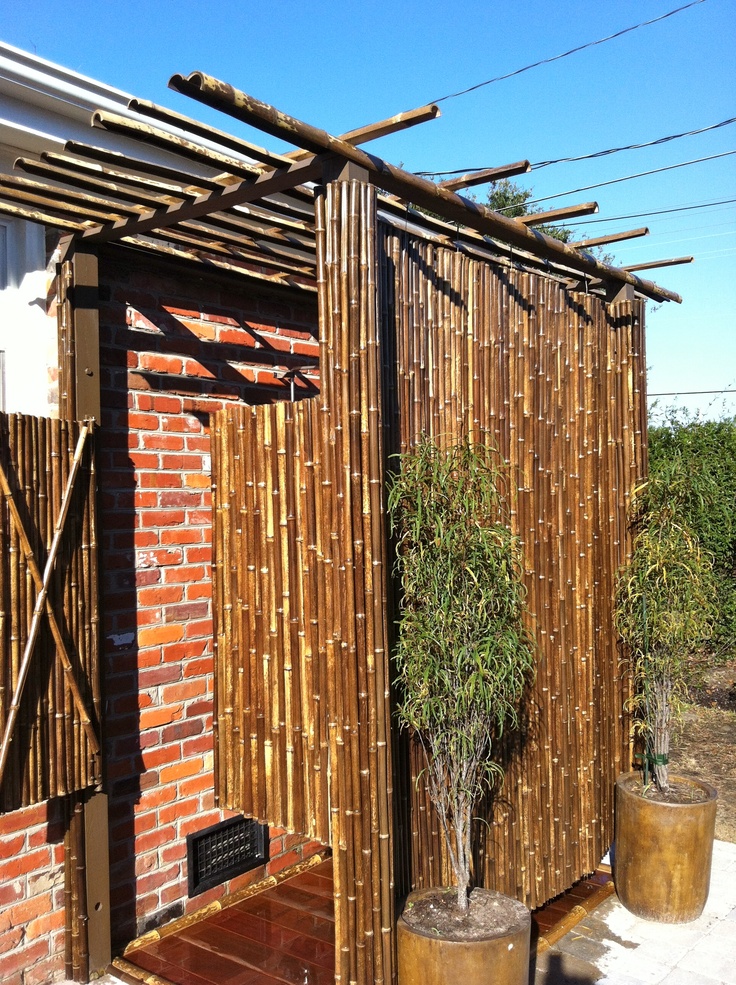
left=212, top=180, right=394, bottom=985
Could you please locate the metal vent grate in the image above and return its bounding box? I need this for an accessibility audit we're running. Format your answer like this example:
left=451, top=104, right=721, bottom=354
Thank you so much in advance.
left=187, top=815, right=268, bottom=897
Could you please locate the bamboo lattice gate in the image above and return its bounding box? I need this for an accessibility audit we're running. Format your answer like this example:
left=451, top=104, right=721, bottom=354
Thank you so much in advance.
left=0, top=413, right=100, bottom=813
left=212, top=178, right=647, bottom=985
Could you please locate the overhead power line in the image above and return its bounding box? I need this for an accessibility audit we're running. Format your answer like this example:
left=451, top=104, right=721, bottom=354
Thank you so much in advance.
left=521, top=150, right=736, bottom=207
left=557, top=197, right=736, bottom=226
left=649, top=389, right=735, bottom=397
left=417, top=116, right=736, bottom=179
left=430, top=0, right=707, bottom=104
left=532, top=116, right=736, bottom=170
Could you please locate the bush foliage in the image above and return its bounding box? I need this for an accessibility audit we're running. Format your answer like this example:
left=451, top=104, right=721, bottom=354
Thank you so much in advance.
left=648, top=411, right=736, bottom=658
left=615, top=460, right=718, bottom=791
left=388, top=437, right=535, bottom=909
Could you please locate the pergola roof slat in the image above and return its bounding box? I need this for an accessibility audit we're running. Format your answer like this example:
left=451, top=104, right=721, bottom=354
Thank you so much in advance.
left=92, top=110, right=263, bottom=181
left=518, top=201, right=598, bottom=225
left=438, top=160, right=531, bottom=192
left=128, top=98, right=295, bottom=170
left=64, top=140, right=229, bottom=192
left=78, top=155, right=326, bottom=245
left=0, top=184, right=126, bottom=224
left=167, top=71, right=681, bottom=304
left=16, top=157, right=172, bottom=208
left=177, top=219, right=316, bottom=266
left=569, top=227, right=650, bottom=249
left=145, top=225, right=316, bottom=275
left=42, top=150, right=201, bottom=200
left=0, top=172, right=142, bottom=215
left=623, top=255, right=694, bottom=272
left=0, top=200, right=87, bottom=230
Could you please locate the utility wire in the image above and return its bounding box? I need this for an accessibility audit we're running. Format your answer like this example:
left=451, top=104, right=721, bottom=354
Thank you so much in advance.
left=520, top=150, right=736, bottom=207
left=649, top=388, right=735, bottom=396
left=417, top=116, right=736, bottom=178
left=430, top=0, right=707, bottom=104
left=555, top=197, right=736, bottom=226
left=532, top=116, right=736, bottom=169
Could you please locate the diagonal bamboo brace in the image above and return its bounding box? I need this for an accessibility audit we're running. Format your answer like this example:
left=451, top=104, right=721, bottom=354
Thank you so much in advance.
left=0, top=424, right=99, bottom=788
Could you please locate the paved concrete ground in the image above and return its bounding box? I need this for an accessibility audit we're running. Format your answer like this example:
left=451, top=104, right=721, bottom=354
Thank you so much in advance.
left=533, top=839, right=736, bottom=985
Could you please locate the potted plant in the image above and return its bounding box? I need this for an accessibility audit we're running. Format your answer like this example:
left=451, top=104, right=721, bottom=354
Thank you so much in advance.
left=388, top=436, right=535, bottom=985
left=614, top=458, right=719, bottom=923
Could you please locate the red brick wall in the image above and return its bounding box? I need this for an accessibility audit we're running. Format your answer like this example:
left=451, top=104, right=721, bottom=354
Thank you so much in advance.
left=0, top=247, right=323, bottom=982
left=0, top=801, right=66, bottom=985
left=98, top=251, right=322, bottom=947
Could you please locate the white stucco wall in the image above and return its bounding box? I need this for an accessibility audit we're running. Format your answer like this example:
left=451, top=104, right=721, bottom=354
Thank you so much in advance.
left=0, top=216, right=57, bottom=416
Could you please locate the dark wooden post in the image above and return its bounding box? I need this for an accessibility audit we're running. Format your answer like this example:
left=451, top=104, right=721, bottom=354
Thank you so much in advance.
left=56, top=238, right=109, bottom=981
left=57, top=240, right=101, bottom=424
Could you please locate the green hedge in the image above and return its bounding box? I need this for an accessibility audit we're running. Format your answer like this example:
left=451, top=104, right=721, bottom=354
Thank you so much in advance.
left=648, top=411, right=736, bottom=659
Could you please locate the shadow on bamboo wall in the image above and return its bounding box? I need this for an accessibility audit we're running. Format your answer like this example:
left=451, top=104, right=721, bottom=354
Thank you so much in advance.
left=380, top=227, right=646, bottom=909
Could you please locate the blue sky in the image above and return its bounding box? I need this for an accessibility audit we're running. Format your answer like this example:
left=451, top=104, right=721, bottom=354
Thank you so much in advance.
left=2, top=0, right=734, bottom=421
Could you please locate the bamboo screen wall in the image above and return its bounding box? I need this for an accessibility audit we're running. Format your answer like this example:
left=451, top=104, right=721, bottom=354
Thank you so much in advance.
left=381, top=228, right=646, bottom=910
left=0, top=414, right=100, bottom=813
left=213, top=181, right=393, bottom=985
left=212, top=178, right=647, bottom=985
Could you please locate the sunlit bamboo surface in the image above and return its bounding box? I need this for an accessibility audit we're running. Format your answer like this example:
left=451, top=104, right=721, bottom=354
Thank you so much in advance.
left=0, top=414, right=100, bottom=812
left=380, top=226, right=646, bottom=912
left=212, top=178, right=647, bottom=985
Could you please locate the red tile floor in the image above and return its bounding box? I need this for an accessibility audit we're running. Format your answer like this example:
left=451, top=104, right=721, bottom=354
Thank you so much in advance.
left=111, top=858, right=612, bottom=985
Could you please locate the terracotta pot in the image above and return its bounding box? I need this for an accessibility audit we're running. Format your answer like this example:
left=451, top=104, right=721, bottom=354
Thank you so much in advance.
left=397, top=887, right=530, bottom=985
left=614, top=772, right=718, bottom=923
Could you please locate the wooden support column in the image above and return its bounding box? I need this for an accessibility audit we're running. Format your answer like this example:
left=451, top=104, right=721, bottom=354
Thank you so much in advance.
left=315, top=170, right=396, bottom=985
left=85, top=792, right=112, bottom=976
left=58, top=240, right=101, bottom=423
left=56, top=237, right=108, bottom=982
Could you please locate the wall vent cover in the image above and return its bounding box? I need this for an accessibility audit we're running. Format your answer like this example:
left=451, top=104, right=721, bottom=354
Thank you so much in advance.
left=187, top=815, right=268, bottom=896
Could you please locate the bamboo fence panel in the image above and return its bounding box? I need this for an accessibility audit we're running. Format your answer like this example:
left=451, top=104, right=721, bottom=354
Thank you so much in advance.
left=213, top=188, right=645, bottom=984
left=0, top=413, right=99, bottom=813
left=379, top=227, right=645, bottom=911
left=213, top=180, right=394, bottom=985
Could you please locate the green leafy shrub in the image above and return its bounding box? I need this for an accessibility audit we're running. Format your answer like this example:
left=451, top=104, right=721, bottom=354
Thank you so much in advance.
left=388, top=437, right=535, bottom=909
left=648, top=411, right=736, bottom=658
left=615, top=460, right=718, bottom=792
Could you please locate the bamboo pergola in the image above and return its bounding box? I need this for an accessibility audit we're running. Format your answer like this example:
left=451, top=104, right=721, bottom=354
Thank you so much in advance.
left=0, top=74, right=673, bottom=985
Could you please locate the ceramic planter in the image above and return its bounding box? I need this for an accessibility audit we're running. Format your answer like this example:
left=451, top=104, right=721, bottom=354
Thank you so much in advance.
left=614, top=771, right=718, bottom=922
left=397, top=887, right=530, bottom=985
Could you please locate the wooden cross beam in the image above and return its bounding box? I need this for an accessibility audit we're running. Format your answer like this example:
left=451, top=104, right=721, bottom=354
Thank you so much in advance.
left=569, top=227, right=650, bottom=250
left=78, top=154, right=326, bottom=245
left=518, top=202, right=598, bottom=225
left=622, top=256, right=694, bottom=272
left=438, top=160, right=531, bottom=192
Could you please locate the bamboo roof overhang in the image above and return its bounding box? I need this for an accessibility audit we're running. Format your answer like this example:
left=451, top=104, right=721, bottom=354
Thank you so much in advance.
left=0, top=69, right=682, bottom=305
